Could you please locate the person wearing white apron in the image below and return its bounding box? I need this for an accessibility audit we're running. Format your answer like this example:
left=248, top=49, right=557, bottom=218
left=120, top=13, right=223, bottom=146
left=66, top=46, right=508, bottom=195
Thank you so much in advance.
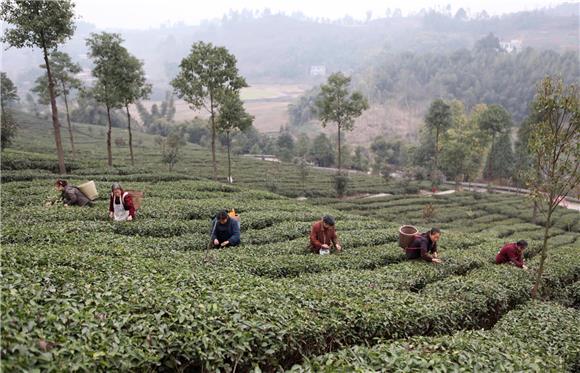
left=108, top=183, right=135, bottom=221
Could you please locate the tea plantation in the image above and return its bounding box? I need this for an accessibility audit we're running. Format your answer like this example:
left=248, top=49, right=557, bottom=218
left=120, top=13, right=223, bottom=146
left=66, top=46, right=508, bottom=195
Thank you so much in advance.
left=1, top=113, right=579, bottom=371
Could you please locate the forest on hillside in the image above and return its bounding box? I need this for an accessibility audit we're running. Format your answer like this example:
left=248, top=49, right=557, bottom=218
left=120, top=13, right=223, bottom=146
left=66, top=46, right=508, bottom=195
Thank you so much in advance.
left=2, top=2, right=579, bottom=97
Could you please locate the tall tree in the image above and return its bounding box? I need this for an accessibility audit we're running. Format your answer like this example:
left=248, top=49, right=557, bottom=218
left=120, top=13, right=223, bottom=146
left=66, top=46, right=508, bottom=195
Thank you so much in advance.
left=216, top=92, right=253, bottom=183
left=315, top=72, right=368, bottom=173
left=1, top=0, right=76, bottom=174
left=117, top=52, right=152, bottom=166
left=439, top=101, right=487, bottom=186
left=352, top=145, right=370, bottom=172
left=1, top=72, right=19, bottom=150
left=478, top=104, right=512, bottom=180
left=527, top=77, right=579, bottom=299
left=86, top=32, right=126, bottom=169
left=161, top=129, right=186, bottom=171
left=484, top=132, right=515, bottom=180
left=309, top=133, right=335, bottom=167
left=425, top=99, right=452, bottom=185
left=171, top=41, right=247, bottom=180
left=32, top=51, right=82, bottom=159
left=515, top=112, right=543, bottom=222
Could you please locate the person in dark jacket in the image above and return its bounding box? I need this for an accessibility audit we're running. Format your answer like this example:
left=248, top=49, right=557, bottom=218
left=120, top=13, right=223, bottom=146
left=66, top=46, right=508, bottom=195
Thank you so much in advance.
left=108, top=182, right=135, bottom=221
left=309, top=215, right=342, bottom=254
left=406, top=227, right=442, bottom=263
left=496, top=240, right=528, bottom=269
left=211, top=210, right=241, bottom=248
left=54, top=179, right=92, bottom=207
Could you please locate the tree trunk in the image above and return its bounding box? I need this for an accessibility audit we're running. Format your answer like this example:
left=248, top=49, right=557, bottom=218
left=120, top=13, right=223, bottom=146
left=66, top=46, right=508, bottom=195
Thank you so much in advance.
left=61, top=81, right=76, bottom=160
left=337, top=124, right=342, bottom=174
left=432, top=127, right=440, bottom=188
left=43, top=43, right=66, bottom=174
left=106, top=105, right=113, bottom=169
left=532, top=156, right=540, bottom=224
left=531, top=206, right=553, bottom=299
left=488, top=134, right=495, bottom=180
left=209, top=95, right=217, bottom=181
left=227, top=131, right=232, bottom=183
left=126, top=104, right=134, bottom=166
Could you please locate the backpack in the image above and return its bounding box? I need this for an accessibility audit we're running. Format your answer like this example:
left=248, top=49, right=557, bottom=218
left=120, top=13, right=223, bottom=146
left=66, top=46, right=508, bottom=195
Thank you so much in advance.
left=125, top=190, right=144, bottom=210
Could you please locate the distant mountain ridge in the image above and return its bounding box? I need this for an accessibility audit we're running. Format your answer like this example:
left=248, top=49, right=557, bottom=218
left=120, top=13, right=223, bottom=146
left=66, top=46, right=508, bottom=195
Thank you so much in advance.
left=2, top=2, right=578, bottom=98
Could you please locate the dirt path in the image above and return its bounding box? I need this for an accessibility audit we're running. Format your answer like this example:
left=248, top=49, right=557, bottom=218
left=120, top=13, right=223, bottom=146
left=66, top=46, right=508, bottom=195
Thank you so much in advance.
left=435, top=187, right=580, bottom=212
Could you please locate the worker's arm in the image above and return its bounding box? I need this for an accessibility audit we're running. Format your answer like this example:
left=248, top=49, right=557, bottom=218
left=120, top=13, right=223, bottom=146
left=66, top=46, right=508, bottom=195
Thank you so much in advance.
left=509, top=250, right=524, bottom=268
left=310, top=224, right=323, bottom=250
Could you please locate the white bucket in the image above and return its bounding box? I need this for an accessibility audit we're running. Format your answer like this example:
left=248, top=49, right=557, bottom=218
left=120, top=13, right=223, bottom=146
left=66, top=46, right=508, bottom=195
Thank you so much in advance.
left=320, top=248, right=330, bottom=255
left=78, top=181, right=98, bottom=201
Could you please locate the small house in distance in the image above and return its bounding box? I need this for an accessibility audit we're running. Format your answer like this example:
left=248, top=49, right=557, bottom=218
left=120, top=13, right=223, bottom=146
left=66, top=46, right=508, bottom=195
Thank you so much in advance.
left=310, top=65, right=327, bottom=77
left=500, top=39, right=523, bottom=53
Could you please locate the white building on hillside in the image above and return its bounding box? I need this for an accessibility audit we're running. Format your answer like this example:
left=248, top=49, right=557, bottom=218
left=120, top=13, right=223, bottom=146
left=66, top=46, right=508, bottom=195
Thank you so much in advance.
left=310, top=65, right=326, bottom=77
left=500, top=39, right=523, bottom=53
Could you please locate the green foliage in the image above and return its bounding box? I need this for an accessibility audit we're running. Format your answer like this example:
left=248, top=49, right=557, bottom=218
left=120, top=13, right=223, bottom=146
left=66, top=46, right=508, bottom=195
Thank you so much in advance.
left=425, top=99, right=452, bottom=151
left=1, top=148, right=579, bottom=372
left=333, top=174, right=350, bottom=198
left=527, top=76, right=580, bottom=297
left=351, top=145, right=370, bottom=172
left=293, top=302, right=580, bottom=371
left=1, top=0, right=76, bottom=174
left=288, top=86, right=319, bottom=127
left=171, top=41, right=248, bottom=180
left=135, top=93, right=177, bottom=136
left=70, top=91, right=126, bottom=128
left=365, top=39, right=580, bottom=122
left=85, top=32, right=127, bottom=110
left=484, top=132, right=514, bottom=180
left=160, top=129, right=186, bottom=171
left=0, top=72, right=19, bottom=105
left=1, top=72, right=19, bottom=150
left=0, top=0, right=75, bottom=51
left=31, top=51, right=82, bottom=104
left=216, top=92, right=254, bottom=181
left=309, top=133, right=335, bottom=168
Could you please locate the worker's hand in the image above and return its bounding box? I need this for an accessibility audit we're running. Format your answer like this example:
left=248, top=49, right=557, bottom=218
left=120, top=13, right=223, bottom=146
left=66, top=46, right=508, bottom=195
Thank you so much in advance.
left=64, top=204, right=69, bottom=207
left=432, top=258, right=442, bottom=264
left=213, top=239, right=219, bottom=246
left=127, top=215, right=133, bottom=221
left=335, top=244, right=342, bottom=252
left=221, top=241, right=229, bottom=247
left=522, top=265, right=529, bottom=270
left=109, top=212, right=114, bottom=219
left=433, top=252, right=438, bottom=258
left=321, top=244, right=330, bottom=249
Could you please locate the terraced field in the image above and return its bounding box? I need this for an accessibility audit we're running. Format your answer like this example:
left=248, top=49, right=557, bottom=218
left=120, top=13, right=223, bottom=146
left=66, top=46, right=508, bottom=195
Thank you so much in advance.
left=2, top=177, right=579, bottom=371
left=1, top=113, right=579, bottom=371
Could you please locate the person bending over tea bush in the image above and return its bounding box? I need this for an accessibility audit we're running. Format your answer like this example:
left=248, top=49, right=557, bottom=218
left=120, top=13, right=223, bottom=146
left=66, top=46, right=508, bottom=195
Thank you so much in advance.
left=496, top=240, right=528, bottom=270
left=211, top=210, right=241, bottom=248
left=309, top=215, right=342, bottom=254
left=54, top=179, right=92, bottom=207
left=406, top=227, right=442, bottom=263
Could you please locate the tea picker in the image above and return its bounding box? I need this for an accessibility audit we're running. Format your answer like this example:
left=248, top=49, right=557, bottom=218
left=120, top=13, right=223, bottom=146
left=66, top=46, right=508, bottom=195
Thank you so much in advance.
left=399, top=226, right=442, bottom=263
left=308, top=215, right=342, bottom=254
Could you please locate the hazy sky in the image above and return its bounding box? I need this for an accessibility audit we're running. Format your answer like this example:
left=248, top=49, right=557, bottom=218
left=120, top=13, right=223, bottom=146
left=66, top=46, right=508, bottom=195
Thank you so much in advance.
left=75, top=0, right=569, bottom=29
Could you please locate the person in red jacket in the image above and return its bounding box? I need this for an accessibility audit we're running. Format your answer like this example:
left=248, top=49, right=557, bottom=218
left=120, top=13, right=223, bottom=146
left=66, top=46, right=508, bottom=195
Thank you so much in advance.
left=496, top=240, right=528, bottom=269
left=108, top=183, right=135, bottom=221
left=309, top=215, right=342, bottom=254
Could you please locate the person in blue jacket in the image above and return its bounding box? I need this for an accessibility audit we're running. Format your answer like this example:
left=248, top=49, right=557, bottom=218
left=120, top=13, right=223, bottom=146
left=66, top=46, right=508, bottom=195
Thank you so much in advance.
left=211, top=210, right=241, bottom=248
